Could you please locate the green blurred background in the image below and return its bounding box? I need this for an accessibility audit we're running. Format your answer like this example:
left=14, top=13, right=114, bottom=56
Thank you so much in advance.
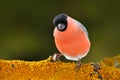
left=0, top=0, right=120, bottom=62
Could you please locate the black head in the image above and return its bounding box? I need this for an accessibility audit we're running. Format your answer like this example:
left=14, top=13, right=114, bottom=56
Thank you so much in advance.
left=53, top=13, right=67, bottom=31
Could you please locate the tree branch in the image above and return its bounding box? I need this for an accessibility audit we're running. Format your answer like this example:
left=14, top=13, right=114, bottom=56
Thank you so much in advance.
left=0, top=55, right=120, bottom=80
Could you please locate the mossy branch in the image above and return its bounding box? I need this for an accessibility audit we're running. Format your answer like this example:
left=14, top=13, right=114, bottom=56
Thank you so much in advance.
left=0, top=55, right=120, bottom=80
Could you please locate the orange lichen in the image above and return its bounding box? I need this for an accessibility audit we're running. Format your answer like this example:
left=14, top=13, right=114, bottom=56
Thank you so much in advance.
left=98, top=55, right=120, bottom=80
left=0, top=55, right=120, bottom=80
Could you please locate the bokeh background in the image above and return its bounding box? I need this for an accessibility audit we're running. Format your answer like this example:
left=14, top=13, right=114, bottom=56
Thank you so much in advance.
left=0, top=0, right=120, bottom=62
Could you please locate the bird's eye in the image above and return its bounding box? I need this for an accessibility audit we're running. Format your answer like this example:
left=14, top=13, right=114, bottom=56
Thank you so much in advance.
left=57, top=23, right=67, bottom=31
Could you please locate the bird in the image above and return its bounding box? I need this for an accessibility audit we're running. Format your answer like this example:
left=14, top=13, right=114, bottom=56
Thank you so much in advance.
left=52, top=13, right=90, bottom=67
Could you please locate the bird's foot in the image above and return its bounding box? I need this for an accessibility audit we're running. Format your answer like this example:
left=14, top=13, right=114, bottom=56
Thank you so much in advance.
left=50, top=52, right=63, bottom=62
left=75, top=60, right=82, bottom=69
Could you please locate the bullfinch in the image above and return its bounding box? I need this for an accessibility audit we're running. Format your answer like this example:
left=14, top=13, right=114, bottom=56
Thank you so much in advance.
left=52, top=13, right=90, bottom=67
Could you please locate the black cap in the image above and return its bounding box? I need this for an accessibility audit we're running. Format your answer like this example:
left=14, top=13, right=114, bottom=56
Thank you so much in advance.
left=53, top=13, right=68, bottom=31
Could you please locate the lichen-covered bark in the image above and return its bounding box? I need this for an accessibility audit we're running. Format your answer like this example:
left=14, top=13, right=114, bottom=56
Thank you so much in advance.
left=0, top=55, right=120, bottom=80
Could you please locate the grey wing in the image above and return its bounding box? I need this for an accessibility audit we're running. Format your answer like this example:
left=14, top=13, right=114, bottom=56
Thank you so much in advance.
left=73, top=19, right=89, bottom=38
